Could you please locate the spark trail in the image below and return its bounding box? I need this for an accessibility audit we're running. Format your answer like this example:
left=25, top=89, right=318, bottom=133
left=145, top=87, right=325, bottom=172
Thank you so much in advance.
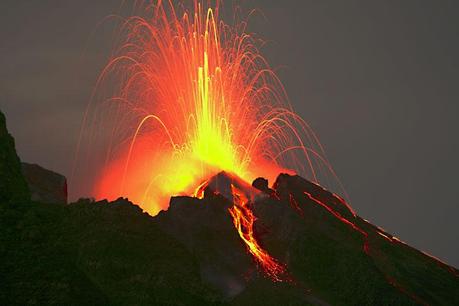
left=74, top=0, right=346, bottom=281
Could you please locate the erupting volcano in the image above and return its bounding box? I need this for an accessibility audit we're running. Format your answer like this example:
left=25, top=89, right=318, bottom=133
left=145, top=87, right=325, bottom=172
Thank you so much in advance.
left=75, top=0, right=344, bottom=282
left=2, top=1, right=458, bottom=304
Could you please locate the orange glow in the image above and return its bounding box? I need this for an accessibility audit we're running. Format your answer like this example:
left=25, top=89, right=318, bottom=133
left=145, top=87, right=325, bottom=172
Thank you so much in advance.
left=228, top=185, right=286, bottom=281
left=68, top=0, right=358, bottom=283
left=193, top=180, right=209, bottom=199
left=73, top=0, right=342, bottom=216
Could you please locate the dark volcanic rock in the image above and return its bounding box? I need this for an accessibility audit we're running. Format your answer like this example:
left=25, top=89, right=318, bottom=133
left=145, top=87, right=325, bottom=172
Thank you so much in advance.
left=156, top=194, right=252, bottom=298
left=0, top=110, right=29, bottom=204
left=253, top=173, right=459, bottom=305
left=157, top=172, right=459, bottom=305
left=158, top=172, right=459, bottom=305
left=252, top=177, right=269, bottom=192
left=21, top=162, right=68, bottom=204
left=1, top=110, right=458, bottom=305
left=252, top=177, right=276, bottom=197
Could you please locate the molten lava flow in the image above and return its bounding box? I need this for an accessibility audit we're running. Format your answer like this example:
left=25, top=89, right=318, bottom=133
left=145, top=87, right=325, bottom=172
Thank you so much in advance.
left=193, top=180, right=209, bottom=199
left=228, top=185, right=286, bottom=281
left=74, top=0, right=342, bottom=216
left=71, top=0, right=352, bottom=282
left=303, top=191, right=367, bottom=237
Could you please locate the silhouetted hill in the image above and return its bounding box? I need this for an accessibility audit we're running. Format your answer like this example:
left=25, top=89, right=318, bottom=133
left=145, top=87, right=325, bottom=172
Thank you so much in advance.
left=21, top=162, right=67, bottom=204
left=1, top=109, right=458, bottom=305
left=0, top=111, right=29, bottom=204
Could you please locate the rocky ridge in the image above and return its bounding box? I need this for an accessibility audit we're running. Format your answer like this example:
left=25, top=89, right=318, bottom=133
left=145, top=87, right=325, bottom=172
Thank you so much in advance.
left=1, top=109, right=458, bottom=305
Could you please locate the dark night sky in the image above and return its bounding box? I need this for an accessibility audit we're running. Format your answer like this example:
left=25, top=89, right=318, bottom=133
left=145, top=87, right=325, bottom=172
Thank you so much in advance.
left=1, top=1, right=458, bottom=268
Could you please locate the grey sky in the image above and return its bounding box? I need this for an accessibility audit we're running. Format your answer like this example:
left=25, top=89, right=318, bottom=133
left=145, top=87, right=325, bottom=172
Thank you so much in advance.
left=1, top=1, right=458, bottom=268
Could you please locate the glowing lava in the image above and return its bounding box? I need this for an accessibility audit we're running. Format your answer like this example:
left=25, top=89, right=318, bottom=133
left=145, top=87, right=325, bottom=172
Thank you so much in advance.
left=73, top=0, right=347, bottom=282
left=229, top=184, right=286, bottom=281
left=75, top=0, right=338, bottom=216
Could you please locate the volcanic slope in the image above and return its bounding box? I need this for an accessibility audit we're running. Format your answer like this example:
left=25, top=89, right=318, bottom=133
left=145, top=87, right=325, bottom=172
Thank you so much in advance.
left=1, top=109, right=458, bottom=305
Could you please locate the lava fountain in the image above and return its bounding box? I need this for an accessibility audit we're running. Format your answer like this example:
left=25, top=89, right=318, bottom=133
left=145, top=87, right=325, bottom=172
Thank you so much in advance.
left=74, top=0, right=343, bottom=281
left=75, top=0, right=340, bottom=215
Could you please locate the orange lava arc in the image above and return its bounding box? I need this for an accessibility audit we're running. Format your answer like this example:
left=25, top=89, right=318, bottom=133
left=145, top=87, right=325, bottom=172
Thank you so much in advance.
left=73, top=0, right=345, bottom=283
left=75, top=1, right=338, bottom=220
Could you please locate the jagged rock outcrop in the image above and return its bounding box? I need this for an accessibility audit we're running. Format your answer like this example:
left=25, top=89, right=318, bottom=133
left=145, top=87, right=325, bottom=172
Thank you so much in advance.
left=0, top=110, right=67, bottom=205
left=0, top=110, right=29, bottom=204
left=157, top=172, right=459, bottom=305
left=21, top=162, right=67, bottom=204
